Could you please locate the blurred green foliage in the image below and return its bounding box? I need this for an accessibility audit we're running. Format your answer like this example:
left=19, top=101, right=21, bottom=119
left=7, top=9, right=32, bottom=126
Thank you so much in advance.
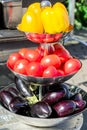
left=65, top=0, right=87, bottom=30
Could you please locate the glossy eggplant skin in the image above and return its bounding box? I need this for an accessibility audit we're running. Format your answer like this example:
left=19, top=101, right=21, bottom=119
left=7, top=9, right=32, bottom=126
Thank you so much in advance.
left=47, top=83, right=71, bottom=99
left=0, top=90, right=14, bottom=108
left=9, top=97, right=30, bottom=116
left=8, top=87, right=20, bottom=97
left=9, top=96, right=26, bottom=112
left=42, top=91, right=66, bottom=105
left=74, top=100, right=86, bottom=112
left=71, top=93, right=86, bottom=112
left=58, top=83, right=71, bottom=99
left=30, top=101, right=52, bottom=118
left=71, top=93, right=82, bottom=101
left=53, top=100, right=76, bottom=117
left=15, top=76, right=33, bottom=97
left=0, top=89, right=30, bottom=116
left=0, top=81, right=86, bottom=119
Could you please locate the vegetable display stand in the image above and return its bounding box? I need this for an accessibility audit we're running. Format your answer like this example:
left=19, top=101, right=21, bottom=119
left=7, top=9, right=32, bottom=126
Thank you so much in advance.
left=0, top=1, right=86, bottom=130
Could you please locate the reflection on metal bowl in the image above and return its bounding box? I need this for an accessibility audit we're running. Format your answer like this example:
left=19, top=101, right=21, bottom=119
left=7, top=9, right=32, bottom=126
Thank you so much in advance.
left=25, top=32, right=63, bottom=44
left=0, top=83, right=86, bottom=127
left=7, top=64, right=81, bottom=85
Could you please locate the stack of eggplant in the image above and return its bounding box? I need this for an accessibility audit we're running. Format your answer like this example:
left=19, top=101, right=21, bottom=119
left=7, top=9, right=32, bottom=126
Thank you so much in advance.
left=0, top=76, right=86, bottom=119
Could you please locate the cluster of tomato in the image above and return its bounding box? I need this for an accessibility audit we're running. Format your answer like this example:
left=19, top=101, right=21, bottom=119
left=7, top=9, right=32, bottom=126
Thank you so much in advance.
left=7, top=43, right=81, bottom=78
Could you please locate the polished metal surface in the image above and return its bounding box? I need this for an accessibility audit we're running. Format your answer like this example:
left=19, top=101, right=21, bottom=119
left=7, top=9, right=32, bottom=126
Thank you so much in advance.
left=0, top=103, right=83, bottom=129
left=7, top=64, right=81, bottom=85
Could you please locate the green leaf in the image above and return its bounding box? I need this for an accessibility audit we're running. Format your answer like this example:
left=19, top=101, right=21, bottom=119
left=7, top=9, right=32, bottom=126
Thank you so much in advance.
left=74, top=20, right=82, bottom=30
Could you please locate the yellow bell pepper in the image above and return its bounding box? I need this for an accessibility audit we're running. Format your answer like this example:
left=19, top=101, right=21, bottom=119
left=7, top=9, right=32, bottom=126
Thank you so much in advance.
left=27, top=2, right=41, bottom=14
left=17, top=2, right=72, bottom=34
left=41, top=2, right=70, bottom=34
left=41, top=7, right=59, bottom=34
left=53, top=2, right=70, bottom=32
left=53, top=2, right=69, bottom=16
left=53, top=2, right=73, bottom=32
left=17, top=2, right=44, bottom=33
left=27, top=2, right=44, bottom=33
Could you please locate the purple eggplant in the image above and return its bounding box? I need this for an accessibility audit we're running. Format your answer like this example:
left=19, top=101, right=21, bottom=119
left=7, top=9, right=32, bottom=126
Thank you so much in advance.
left=8, top=87, right=20, bottom=97
left=48, top=83, right=71, bottom=99
left=58, top=83, right=71, bottom=99
left=74, top=99, right=86, bottom=112
left=74, top=100, right=86, bottom=111
left=42, top=91, right=66, bottom=105
left=30, top=101, right=52, bottom=118
left=53, top=100, right=76, bottom=117
left=0, top=90, right=14, bottom=108
left=15, top=77, right=33, bottom=97
left=71, top=93, right=86, bottom=111
left=0, top=89, right=30, bottom=116
left=9, top=97, right=26, bottom=112
left=71, top=93, right=82, bottom=101
left=9, top=96, right=30, bottom=116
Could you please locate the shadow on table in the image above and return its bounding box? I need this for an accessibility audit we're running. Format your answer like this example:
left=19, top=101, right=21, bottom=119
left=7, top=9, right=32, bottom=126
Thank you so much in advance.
left=81, top=110, right=87, bottom=130
left=0, top=64, right=14, bottom=86
left=65, top=43, right=87, bottom=60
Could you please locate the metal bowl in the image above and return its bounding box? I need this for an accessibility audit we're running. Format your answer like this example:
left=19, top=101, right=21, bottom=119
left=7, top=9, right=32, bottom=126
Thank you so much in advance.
left=25, top=32, right=63, bottom=44
left=17, top=24, right=73, bottom=44
left=0, top=83, right=87, bottom=127
left=7, top=63, right=81, bottom=85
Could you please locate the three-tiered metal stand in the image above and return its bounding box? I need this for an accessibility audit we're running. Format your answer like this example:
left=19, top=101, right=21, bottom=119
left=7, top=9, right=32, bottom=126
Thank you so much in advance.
left=6, top=26, right=85, bottom=130
left=0, top=0, right=87, bottom=130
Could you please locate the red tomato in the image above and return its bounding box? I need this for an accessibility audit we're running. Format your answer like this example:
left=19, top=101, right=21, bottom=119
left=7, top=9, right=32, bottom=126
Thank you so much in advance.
left=19, top=48, right=29, bottom=58
left=24, top=49, right=42, bottom=62
left=27, top=62, right=44, bottom=77
left=41, top=54, right=61, bottom=69
left=63, top=58, right=82, bottom=75
left=57, top=69, right=65, bottom=76
left=53, top=43, right=65, bottom=50
left=54, top=44, right=72, bottom=63
left=14, top=59, right=29, bottom=75
left=7, top=52, right=22, bottom=69
left=43, top=66, right=58, bottom=78
left=55, top=50, right=72, bottom=63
